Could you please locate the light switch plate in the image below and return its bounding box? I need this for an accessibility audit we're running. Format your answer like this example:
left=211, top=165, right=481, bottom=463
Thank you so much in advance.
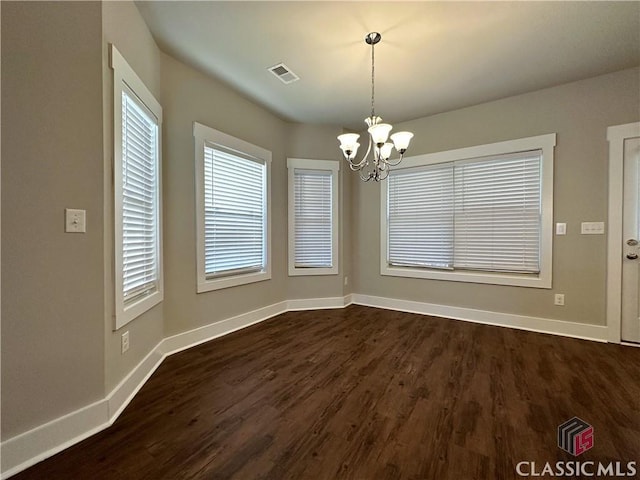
left=581, top=222, right=604, bottom=235
left=65, top=208, right=86, bottom=233
left=555, top=223, right=567, bottom=235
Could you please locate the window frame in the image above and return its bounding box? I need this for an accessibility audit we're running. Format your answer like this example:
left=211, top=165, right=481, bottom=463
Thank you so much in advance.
left=381, top=133, right=556, bottom=288
left=287, top=158, right=340, bottom=276
left=194, top=122, right=272, bottom=293
left=111, top=44, right=164, bottom=329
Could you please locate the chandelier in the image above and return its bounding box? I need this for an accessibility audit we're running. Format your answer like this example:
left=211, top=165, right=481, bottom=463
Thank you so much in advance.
left=337, top=32, right=414, bottom=182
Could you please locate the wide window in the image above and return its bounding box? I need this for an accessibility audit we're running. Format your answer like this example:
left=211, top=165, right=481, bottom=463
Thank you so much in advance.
left=287, top=158, right=339, bottom=276
left=382, top=134, right=555, bottom=288
left=111, top=45, right=163, bottom=329
left=194, top=122, right=271, bottom=292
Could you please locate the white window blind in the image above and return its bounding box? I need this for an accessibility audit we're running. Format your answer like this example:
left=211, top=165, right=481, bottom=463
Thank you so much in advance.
left=294, top=169, right=333, bottom=268
left=121, top=89, right=159, bottom=303
left=388, top=164, right=454, bottom=269
left=204, top=145, right=266, bottom=277
left=387, top=150, right=542, bottom=274
left=453, top=151, right=541, bottom=273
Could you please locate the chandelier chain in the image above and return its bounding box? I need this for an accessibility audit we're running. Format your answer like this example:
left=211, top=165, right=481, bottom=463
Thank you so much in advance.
left=370, top=39, right=375, bottom=119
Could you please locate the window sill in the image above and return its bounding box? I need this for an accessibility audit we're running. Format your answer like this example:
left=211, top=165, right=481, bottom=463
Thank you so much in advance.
left=381, top=265, right=551, bottom=289
left=197, top=270, right=271, bottom=293
left=115, top=289, right=163, bottom=330
left=288, top=266, right=338, bottom=277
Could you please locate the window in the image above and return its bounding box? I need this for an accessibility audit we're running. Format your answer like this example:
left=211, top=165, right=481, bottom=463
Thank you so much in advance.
left=194, top=122, right=271, bottom=292
left=287, top=158, right=340, bottom=276
left=111, top=45, right=163, bottom=328
left=381, top=134, right=555, bottom=288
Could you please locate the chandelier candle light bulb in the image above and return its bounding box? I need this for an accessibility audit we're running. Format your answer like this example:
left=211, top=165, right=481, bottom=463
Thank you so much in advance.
left=368, top=123, right=393, bottom=145
left=337, top=32, right=414, bottom=181
left=337, top=133, right=360, bottom=160
left=390, top=131, right=414, bottom=153
left=379, top=142, right=394, bottom=161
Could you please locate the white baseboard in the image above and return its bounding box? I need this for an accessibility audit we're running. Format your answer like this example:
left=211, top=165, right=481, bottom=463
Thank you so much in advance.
left=158, top=301, right=288, bottom=357
left=1, top=347, right=169, bottom=480
left=287, top=295, right=351, bottom=311
left=1, top=292, right=607, bottom=478
left=351, top=294, right=608, bottom=342
left=107, top=345, right=165, bottom=421
left=0, top=399, right=110, bottom=479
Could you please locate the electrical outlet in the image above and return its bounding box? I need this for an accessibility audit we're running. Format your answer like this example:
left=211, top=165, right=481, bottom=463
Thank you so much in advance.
left=121, top=331, right=130, bottom=354
left=581, top=222, right=605, bottom=235
left=344, top=276, right=349, bottom=286
left=554, top=294, right=565, bottom=306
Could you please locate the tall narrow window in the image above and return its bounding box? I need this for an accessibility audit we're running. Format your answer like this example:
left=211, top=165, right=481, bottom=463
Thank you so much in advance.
left=121, top=91, right=159, bottom=298
left=194, top=122, right=272, bottom=292
left=287, top=158, right=339, bottom=276
left=111, top=45, right=163, bottom=328
left=204, top=146, right=266, bottom=277
left=382, top=134, right=555, bottom=288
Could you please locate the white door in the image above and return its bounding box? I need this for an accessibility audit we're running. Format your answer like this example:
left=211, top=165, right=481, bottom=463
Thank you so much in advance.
left=621, top=136, right=640, bottom=343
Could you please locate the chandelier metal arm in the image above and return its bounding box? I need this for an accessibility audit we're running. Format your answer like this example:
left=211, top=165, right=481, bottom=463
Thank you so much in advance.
left=359, top=169, right=375, bottom=182
left=359, top=163, right=389, bottom=182
left=347, top=133, right=373, bottom=170
left=385, top=154, right=405, bottom=167
left=357, top=153, right=391, bottom=182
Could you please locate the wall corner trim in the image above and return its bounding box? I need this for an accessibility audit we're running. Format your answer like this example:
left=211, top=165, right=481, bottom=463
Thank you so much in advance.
left=0, top=292, right=606, bottom=478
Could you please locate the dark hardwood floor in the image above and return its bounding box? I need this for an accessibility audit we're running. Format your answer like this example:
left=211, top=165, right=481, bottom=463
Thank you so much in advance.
left=11, top=305, right=640, bottom=479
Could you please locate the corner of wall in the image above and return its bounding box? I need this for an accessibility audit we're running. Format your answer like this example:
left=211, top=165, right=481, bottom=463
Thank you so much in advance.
left=101, top=0, right=164, bottom=394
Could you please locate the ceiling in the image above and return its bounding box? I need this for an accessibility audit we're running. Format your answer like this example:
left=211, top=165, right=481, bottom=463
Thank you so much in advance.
left=136, top=1, right=640, bottom=130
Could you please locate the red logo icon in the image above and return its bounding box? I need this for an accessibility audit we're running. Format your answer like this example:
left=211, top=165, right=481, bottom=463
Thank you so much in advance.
left=558, top=417, right=594, bottom=456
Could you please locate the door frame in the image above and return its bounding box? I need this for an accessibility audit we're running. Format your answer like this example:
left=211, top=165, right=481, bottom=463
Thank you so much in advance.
left=606, top=122, right=640, bottom=343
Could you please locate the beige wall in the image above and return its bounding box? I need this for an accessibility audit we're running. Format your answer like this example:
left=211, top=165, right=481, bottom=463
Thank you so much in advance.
left=161, top=52, right=291, bottom=336
left=1, top=1, right=105, bottom=439
left=352, top=67, right=640, bottom=326
left=160, top=56, right=354, bottom=336
left=285, top=123, right=350, bottom=299
left=102, top=0, right=164, bottom=393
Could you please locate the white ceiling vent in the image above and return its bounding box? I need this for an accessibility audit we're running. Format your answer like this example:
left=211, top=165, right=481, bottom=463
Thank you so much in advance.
left=268, top=63, right=299, bottom=84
